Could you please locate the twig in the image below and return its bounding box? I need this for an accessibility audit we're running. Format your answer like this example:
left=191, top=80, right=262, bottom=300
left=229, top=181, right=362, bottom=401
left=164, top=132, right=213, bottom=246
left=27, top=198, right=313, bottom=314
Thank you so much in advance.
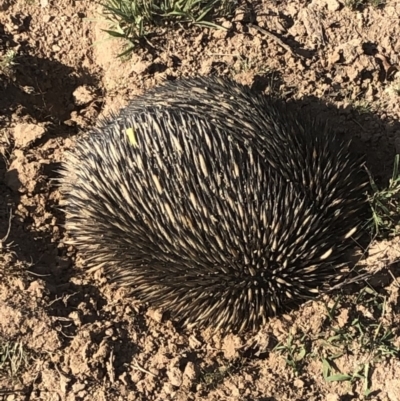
left=132, top=358, right=156, bottom=377
left=0, top=209, right=15, bottom=253
left=107, top=349, right=116, bottom=384
left=248, top=23, right=300, bottom=58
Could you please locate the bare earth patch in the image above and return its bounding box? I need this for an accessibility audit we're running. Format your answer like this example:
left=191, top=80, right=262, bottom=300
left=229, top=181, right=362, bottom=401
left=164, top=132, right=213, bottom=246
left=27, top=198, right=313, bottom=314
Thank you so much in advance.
left=1, top=0, right=400, bottom=400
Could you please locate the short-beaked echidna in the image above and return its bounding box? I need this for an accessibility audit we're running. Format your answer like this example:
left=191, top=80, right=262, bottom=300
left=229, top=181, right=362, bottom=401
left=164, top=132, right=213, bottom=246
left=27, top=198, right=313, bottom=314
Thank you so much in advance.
left=61, top=76, right=369, bottom=333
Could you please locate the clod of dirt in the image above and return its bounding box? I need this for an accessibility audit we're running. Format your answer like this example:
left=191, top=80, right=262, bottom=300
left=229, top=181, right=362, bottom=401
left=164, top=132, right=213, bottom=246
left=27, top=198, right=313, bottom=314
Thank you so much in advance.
left=222, top=334, right=243, bottom=359
left=131, top=60, right=153, bottom=75
left=13, top=123, right=46, bottom=149
left=183, top=361, right=198, bottom=382
left=146, top=307, right=163, bottom=324
left=4, top=150, right=43, bottom=193
left=336, top=39, right=363, bottom=65
left=73, top=85, right=95, bottom=106
left=298, top=5, right=325, bottom=48
left=167, top=366, right=183, bottom=387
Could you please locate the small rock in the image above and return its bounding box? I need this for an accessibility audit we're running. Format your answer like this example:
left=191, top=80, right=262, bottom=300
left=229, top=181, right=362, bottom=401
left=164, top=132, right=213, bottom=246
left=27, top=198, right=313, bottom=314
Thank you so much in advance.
left=71, top=382, right=86, bottom=393
left=40, top=0, right=49, bottom=7
left=28, top=280, right=46, bottom=298
left=294, top=378, right=305, bottom=388
left=13, top=123, right=46, bottom=149
left=104, top=328, right=114, bottom=337
left=325, top=0, right=341, bottom=11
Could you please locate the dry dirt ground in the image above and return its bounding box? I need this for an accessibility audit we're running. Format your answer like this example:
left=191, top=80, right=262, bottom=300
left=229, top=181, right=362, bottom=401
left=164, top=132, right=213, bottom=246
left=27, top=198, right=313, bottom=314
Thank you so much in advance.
left=1, top=0, right=400, bottom=400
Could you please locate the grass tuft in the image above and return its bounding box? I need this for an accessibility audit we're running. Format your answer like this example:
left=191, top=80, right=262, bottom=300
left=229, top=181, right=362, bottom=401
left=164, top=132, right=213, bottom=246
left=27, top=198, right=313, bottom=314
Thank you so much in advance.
left=273, top=287, right=399, bottom=395
left=0, top=339, right=28, bottom=377
left=200, top=359, right=243, bottom=390
left=344, top=0, right=385, bottom=10
left=273, top=333, right=308, bottom=375
left=386, top=74, right=400, bottom=96
left=100, top=0, right=237, bottom=57
left=367, top=154, right=400, bottom=238
left=0, top=49, right=17, bottom=76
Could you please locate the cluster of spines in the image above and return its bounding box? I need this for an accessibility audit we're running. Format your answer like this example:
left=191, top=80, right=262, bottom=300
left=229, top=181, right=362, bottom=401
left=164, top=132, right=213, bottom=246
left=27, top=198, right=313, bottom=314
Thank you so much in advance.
left=62, top=77, right=369, bottom=333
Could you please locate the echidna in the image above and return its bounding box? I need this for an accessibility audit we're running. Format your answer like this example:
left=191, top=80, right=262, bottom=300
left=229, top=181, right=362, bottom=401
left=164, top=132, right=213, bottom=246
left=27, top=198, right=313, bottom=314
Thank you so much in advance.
left=61, top=76, right=369, bottom=333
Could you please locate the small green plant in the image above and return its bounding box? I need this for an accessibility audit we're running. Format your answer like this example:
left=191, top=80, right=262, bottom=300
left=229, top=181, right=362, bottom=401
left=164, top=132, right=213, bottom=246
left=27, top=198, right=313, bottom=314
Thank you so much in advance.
left=100, top=0, right=236, bottom=57
left=368, top=0, right=385, bottom=6
left=201, top=365, right=230, bottom=389
left=387, top=75, right=400, bottom=96
left=0, top=49, right=17, bottom=75
left=200, top=360, right=242, bottom=390
left=273, top=333, right=308, bottom=375
left=317, top=287, right=399, bottom=393
left=344, top=0, right=363, bottom=10
left=344, top=0, right=385, bottom=10
left=0, top=339, right=28, bottom=377
left=353, top=99, right=373, bottom=115
left=367, top=154, right=400, bottom=238
left=323, top=288, right=399, bottom=357
left=322, top=359, right=373, bottom=396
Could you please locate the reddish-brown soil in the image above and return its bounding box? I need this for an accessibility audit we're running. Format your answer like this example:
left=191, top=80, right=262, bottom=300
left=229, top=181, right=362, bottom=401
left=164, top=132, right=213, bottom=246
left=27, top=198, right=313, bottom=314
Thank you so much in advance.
left=1, top=1, right=400, bottom=400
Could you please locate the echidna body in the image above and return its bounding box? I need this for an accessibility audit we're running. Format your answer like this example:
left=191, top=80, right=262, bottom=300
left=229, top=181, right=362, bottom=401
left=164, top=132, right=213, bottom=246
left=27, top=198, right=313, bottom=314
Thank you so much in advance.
left=61, top=76, right=369, bottom=333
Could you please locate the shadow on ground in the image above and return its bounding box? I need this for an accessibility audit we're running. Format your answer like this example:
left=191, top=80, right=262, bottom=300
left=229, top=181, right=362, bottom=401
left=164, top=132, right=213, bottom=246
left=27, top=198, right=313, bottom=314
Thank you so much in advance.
left=1, top=21, right=102, bottom=131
